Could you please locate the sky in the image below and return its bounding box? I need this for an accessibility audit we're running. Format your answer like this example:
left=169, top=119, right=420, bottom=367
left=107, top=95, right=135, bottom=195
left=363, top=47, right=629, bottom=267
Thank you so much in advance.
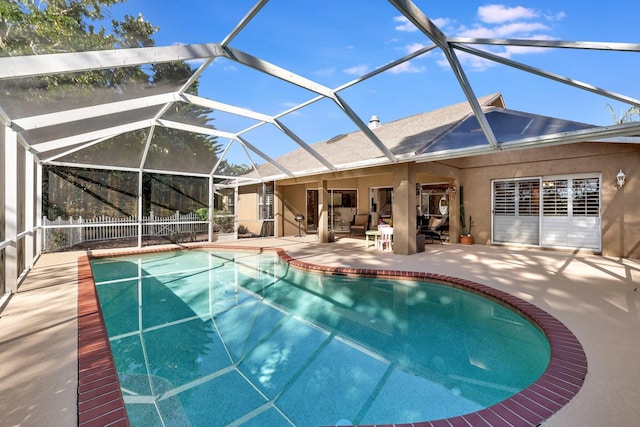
left=103, top=0, right=640, bottom=165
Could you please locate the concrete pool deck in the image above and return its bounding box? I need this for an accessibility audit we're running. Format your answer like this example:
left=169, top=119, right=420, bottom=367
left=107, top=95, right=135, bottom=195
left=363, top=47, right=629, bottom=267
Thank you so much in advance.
left=1, top=236, right=639, bottom=426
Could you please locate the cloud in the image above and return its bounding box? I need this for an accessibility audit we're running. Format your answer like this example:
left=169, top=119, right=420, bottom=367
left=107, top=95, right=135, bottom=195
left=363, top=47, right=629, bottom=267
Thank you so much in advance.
left=343, top=64, right=369, bottom=75
left=432, top=17, right=454, bottom=29
left=478, top=5, right=538, bottom=23
left=389, top=61, right=426, bottom=74
left=394, top=15, right=454, bottom=33
left=405, top=42, right=429, bottom=55
left=439, top=51, right=496, bottom=72
left=315, top=66, right=336, bottom=77
left=392, top=4, right=564, bottom=72
left=546, top=11, right=566, bottom=21
left=458, top=21, right=549, bottom=39
left=394, top=15, right=417, bottom=32
left=494, top=22, right=549, bottom=37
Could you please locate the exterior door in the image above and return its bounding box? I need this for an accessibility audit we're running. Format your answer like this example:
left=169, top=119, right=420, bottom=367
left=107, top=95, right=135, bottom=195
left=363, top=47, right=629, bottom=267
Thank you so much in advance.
left=306, top=189, right=318, bottom=232
left=492, top=179, right=540, bottom=245
left=541, top=175, right=601, bottom=251
left=492, top=174, right=601, bottom=251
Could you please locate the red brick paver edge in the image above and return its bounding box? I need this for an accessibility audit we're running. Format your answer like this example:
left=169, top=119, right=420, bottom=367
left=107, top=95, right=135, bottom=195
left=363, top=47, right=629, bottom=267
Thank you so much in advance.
left=77, top=255, right=129, bottom=427
left=78, top=244, right=587, bottom=427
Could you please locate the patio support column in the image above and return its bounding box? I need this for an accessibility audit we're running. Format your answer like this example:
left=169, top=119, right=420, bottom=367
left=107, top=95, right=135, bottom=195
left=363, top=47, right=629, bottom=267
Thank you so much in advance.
left=274, top=182, right=284, bottom=237
left=4, top=126, right=18, bottom=293
left=449, top=180, right=461, bottom=243
left=138, top=170, right=144, bottom=247
left=392, top=162, right=417, bottom=255
left=35, top=161, right=42, bottom=258
left=24, top=150, right=34, bottom=270
left=318, top=179, right=329, bottom=243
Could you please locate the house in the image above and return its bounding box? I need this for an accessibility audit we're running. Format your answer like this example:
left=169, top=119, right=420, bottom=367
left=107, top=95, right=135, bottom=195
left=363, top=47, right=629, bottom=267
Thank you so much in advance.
left=237, top=94, right=640, bottom=258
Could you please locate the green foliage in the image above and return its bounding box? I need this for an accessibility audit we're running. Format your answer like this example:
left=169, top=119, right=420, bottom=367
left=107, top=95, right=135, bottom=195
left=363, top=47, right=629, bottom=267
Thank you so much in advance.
left=195, top=208, right=209, bottom=221
left=45, top=229, right=68, bottom=252
left=607, top=104, right=640, bottom=124
left=0, top=0, right=160, bottom=121
left=216, top=160, right=251, bottom=177
left=462, top=215, right=474, bottom=236
left=4, top=0, right=250, bottom=225
left=168, top=229, right=182, bottom=244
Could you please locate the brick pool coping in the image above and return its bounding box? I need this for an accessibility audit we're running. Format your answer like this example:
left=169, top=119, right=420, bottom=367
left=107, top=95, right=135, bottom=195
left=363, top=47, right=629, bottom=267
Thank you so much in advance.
left=77, top=244, right=587, bottom=427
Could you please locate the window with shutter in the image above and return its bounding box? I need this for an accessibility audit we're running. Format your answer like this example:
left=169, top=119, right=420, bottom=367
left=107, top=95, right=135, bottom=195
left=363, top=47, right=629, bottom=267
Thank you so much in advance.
left=494, top=181, right=516, bottom=215
left=258, top=182, right=274, bottom=220
left=543, top=180, right=568, bottom=216
left=572, top=178, right=600, bottom=216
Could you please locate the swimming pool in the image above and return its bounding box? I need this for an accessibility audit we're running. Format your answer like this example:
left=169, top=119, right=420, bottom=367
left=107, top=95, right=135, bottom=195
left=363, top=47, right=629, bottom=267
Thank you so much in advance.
left=88, top=248, right=562, bottom=426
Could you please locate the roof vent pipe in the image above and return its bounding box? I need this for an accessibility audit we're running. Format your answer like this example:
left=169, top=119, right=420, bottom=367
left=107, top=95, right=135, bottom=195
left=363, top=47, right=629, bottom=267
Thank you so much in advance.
left=368, top=115, right=380, bottom=129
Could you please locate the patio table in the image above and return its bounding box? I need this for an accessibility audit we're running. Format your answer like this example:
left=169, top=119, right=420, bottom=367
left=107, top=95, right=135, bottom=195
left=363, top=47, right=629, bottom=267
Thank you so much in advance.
left=365, top=229, right=379, bottom=248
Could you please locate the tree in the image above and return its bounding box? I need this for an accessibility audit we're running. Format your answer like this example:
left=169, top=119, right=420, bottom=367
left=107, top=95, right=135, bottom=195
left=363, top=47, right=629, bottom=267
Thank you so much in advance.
left=0, top=0, right=232, bottom=218
left=607, top=104, right=640, bottom=124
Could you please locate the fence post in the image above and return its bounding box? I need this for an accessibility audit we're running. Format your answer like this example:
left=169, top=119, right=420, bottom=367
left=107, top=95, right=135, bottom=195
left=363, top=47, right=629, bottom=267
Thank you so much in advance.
left=78, top=216, right=84, bottom=247
left=42, top=216, right=47, bottom=251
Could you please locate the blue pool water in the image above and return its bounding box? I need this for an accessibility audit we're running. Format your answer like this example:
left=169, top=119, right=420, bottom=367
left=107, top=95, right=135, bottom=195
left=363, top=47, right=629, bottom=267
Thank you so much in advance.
left=91, top=249, right=550, bottom=426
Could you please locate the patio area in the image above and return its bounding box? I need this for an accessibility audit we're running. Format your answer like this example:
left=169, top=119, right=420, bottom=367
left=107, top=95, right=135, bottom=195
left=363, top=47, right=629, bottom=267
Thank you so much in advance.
left=1, top=237, right=639, bottom=426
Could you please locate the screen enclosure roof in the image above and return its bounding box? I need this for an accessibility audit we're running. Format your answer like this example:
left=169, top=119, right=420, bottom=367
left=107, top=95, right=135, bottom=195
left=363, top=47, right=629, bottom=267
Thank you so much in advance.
left=1, top=0, right=640, bottom=183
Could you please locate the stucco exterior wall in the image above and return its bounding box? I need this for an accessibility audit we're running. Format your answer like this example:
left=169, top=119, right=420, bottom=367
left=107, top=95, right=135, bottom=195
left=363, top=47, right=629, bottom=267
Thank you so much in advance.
left=237, top=185, right=262, bottom=235
left=281, top=184, right=307, bottom=236
left=258, top=141, right=638, bottom=258
left=454, top=142, right=639, bottom=258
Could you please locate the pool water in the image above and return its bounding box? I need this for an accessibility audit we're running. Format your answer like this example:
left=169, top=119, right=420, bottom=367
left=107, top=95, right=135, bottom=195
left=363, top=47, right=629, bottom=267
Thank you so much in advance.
left=91, top=249, right=550, bottom=426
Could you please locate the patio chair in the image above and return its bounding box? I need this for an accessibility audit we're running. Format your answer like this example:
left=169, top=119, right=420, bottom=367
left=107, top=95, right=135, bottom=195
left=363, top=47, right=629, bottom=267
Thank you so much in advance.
left=349, top=214, right=370, bottom=236
left=419, top=215, right=448, bottom=244
left=377, top=225, right=393, bottom=251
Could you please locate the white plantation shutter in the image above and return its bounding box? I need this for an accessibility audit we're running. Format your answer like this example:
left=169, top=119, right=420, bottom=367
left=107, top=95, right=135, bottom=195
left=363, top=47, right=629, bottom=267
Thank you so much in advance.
left=492, top=179, right=539, bottom=244
left=541, top=175, right=600, bottom=250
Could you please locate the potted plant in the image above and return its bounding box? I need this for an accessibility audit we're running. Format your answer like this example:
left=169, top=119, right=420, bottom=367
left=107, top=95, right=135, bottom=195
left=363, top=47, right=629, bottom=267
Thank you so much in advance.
left=459, top=186, right=474, bottom=245
left=460, top=215, right=474, bottom=245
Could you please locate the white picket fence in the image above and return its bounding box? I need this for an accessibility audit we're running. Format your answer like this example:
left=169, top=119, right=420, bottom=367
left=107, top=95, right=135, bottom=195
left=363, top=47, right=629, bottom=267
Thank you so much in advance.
left=42, top=211, right=213, bottom=252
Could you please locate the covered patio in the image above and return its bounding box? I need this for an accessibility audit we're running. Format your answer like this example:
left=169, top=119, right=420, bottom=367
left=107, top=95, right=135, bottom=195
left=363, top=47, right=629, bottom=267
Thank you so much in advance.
left=1, top=239, right=638, bottom=426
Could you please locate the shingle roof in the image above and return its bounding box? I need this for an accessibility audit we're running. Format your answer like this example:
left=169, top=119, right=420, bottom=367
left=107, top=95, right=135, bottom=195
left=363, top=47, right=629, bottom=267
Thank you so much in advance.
left=248, top=93, right=504, bottom=179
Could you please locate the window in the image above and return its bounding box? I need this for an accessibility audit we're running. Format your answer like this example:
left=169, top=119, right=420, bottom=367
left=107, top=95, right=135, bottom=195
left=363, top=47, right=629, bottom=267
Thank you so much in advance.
left=258, top=182, right=274, bottom=220
left=572, top=178, right=600, bottom=216
left=518, top=180, right=540, bottom=216
left=493, top=181, right=516, bottom=215
left=493, top=180, right=538, bottom=216
left=543, top=180, right=569, bottom=216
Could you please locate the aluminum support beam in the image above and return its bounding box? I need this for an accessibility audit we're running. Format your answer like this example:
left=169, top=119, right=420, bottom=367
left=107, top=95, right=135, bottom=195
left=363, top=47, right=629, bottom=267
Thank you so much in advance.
left=155, top=119, right=237, bottom=139
left=414, top=122, right=640, bottom=162
left=332, top=93, right=397, bottom=161
left=236, top=136, right=294, bottom=177
left=0, top=43, right=224, bottom=80
left=272, top=119, right=336, bottom=171
left=12, top=93, right=179, bottom=131
left=4, top=127, right=18, bottom=293
left=453, top=43, right=640, bottom=107
left=388, top=0, right=499, bottom=149
left=447, top=38, right=640, bottom=52
left=182, top=94, right=273, bottom=122
left=31, top=120, right=154, bottom=154
left=221, top=46, right=335, bottom=99
left=221, top=0, right=270, bottom=46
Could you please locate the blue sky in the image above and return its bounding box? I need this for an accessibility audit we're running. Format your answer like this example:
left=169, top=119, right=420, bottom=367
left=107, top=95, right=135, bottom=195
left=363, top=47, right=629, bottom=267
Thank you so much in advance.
left=105, top=1, right=640, bottom=165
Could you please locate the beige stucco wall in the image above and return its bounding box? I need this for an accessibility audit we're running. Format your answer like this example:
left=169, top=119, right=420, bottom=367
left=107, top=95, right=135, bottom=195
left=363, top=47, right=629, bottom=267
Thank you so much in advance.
left=276, top=166, right=455, bottom=240
left=237, top=185, right=262, bottom=235
left=452, top=142, right=639, bottom=258
left=280, top=184, right=307, bottom=236
left=246, top=142, right=638, bottom=258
